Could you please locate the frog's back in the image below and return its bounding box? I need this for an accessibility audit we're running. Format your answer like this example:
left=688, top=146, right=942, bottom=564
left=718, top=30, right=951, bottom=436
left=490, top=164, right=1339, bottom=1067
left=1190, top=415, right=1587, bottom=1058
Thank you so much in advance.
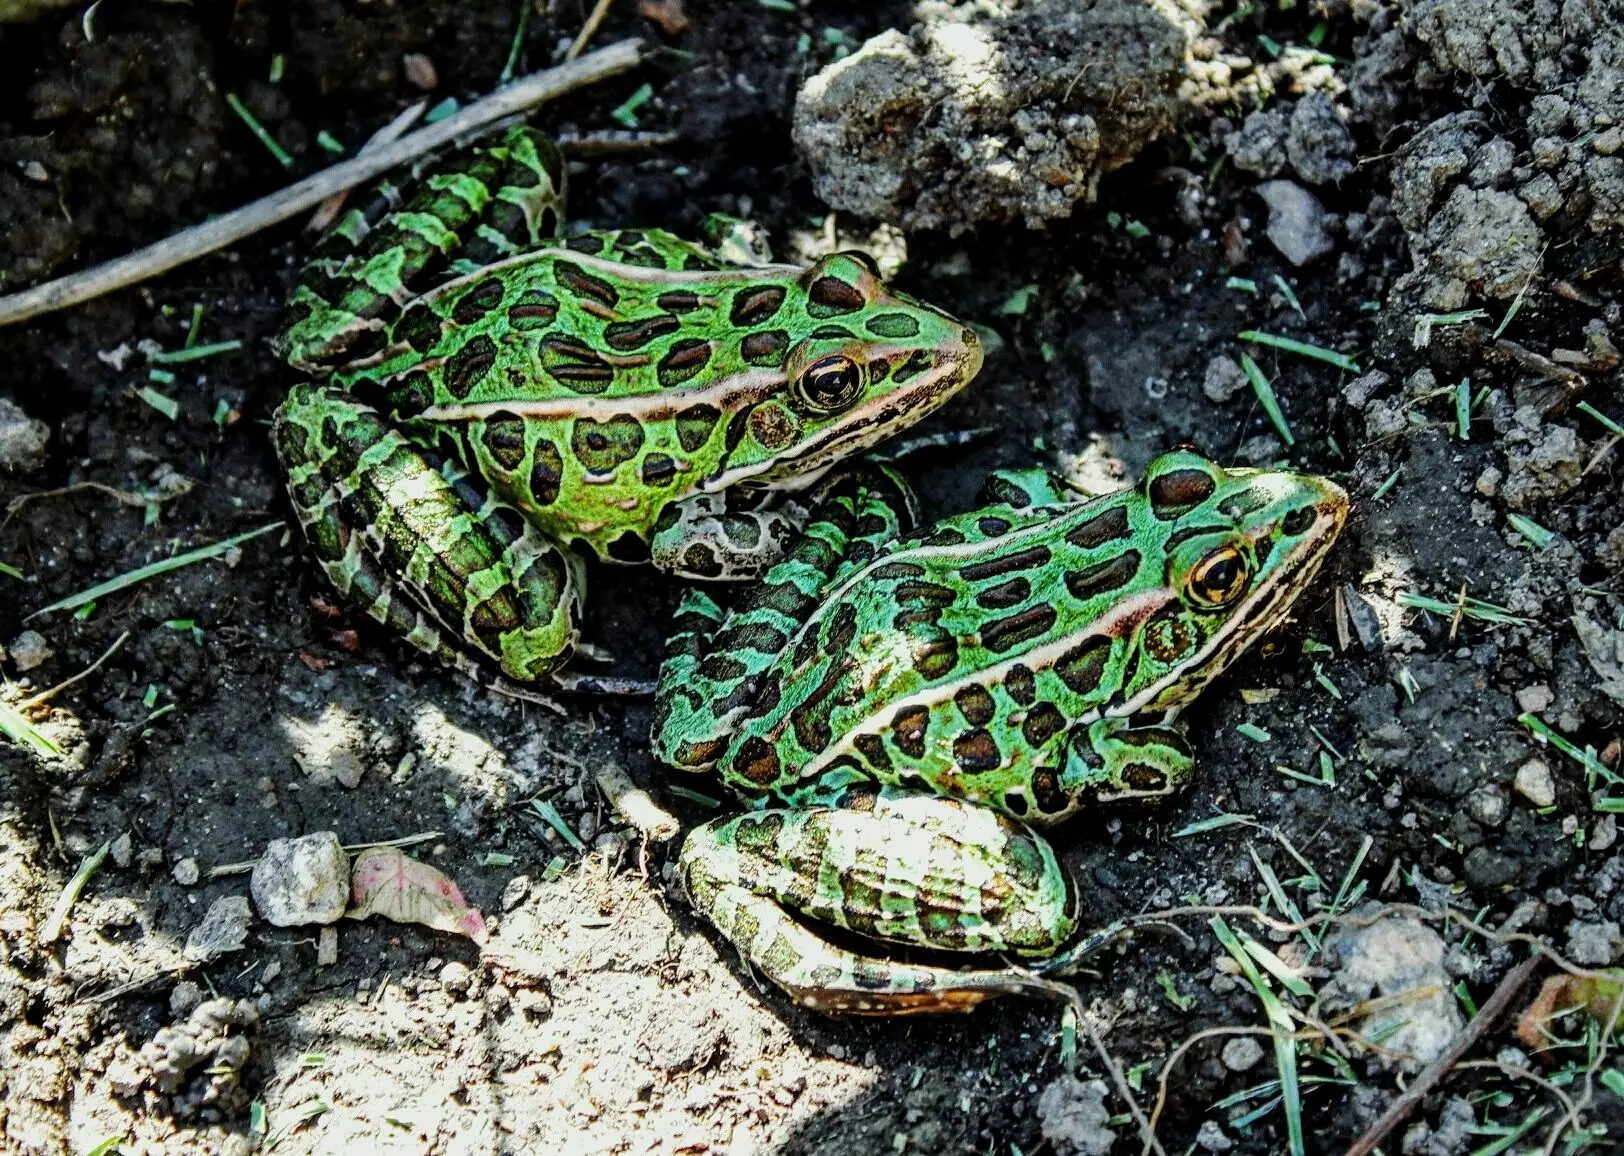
left=330, top=230, right=817, bottom=409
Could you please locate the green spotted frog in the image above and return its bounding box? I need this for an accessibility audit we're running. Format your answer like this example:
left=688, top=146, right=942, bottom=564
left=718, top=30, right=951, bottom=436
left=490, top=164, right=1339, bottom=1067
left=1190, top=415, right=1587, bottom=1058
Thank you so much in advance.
left=272, top=126, right=982, bottom=687
left=652, top=450, right=1347, bottom=1014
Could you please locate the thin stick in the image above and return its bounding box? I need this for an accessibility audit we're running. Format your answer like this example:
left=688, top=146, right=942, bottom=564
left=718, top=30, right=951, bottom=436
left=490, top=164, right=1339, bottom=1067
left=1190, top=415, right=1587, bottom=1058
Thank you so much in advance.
left=1344, top=953, right=1541, bottom=1156
left=594, top=764, right=680, bottom=842
left=20, top=630, right=130, bottom=709
left=567, top=0, right=617, bottom=61
left=0, top=40, right=645, bottom=329
left=1085, top=1017, right=1168, bottom=1156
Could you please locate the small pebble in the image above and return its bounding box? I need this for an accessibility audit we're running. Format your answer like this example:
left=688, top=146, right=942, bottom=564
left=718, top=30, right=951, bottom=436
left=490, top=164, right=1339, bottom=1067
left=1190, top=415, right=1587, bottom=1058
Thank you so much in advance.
left=1255, top=180, right=1334, bottom=266
left=110, top=831, right=133, bottom=869
left=1593, top=814, right=1618, bottom=852
left=8, top=630, right=54, bottom=672
left=501, top=874, right=532, bottom=911
left=1515, top=685, right=1554, bottom=714
left=172, top=857, right=200, bottom=886
left=1220, top=1036, right=1265, bottom=1072
left=1202, top=354, right=1249, bottom=403
left=439, top=960, right=474, bottom=995
left=1513, top=759, right=1556, bottom=808
left=1195, top=1119, right=1235, bottom=1153
left=250, top=832, right=349, bottom=926
left=0, top=398, right=50, bottom=473
left=402, top=53, right=438, bottom=90
left=317, top=926, right=339, bottom=967
left=170, top=980, right=204, bottom=1017
left=1466, top=784, right=1508, bottom=828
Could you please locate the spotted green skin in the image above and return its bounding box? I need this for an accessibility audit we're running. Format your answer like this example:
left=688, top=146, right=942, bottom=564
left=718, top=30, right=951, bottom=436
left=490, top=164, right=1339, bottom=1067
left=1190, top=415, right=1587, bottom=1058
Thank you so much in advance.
left=272, top=126, right=983, bottom=685
left=652, top=450, right=1349, bottom=1014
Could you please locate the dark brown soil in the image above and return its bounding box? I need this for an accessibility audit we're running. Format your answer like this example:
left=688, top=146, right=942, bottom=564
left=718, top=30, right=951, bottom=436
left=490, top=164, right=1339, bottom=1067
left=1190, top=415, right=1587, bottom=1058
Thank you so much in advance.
left=2, top=2, right=1622, bottom=1154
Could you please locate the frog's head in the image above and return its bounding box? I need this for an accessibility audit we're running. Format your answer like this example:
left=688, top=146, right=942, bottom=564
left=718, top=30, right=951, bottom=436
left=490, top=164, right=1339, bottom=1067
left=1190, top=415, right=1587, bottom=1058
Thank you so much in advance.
left=726, top=251, right=982, bottom=488
left=1112, top=449, right=1348, bottom=716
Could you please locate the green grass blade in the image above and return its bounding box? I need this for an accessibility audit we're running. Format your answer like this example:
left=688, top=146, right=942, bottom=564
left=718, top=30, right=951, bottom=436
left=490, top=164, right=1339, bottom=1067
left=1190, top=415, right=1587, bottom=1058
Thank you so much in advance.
left=0, top=700, right=61, bottom=757
left=1239, top=353, right=1295, bottom=446
left=28, top=522, right=282, bottom=620
left=1238, top=330, right=1360, bottom=373
left=1211, top=915, right=1304, bottom=1156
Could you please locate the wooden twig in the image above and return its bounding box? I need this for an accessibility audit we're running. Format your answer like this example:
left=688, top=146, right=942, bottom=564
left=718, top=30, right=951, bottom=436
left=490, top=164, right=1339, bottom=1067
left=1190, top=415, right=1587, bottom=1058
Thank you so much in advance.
left=1085, top=1017, right=1168, bottom=1156
left=594, top=764, right=680, bottom=842
left=1345, top=952, right=1542, bottom=1156
left=19, top=630, right=129, bottom=709
left=567, top=0, right=617, bottom=61
left=0, top=40, right=645, bottom=329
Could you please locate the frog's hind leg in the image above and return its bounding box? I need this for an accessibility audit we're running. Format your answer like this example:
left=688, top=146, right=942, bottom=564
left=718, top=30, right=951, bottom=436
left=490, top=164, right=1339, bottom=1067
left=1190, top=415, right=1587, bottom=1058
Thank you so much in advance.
left=282, top=124, right=567, bottom=370
left=650, top=466, right=916, bottom=772
left=275, top=382, right=585, bottom=683
left=678, top=793, right=1084, bottom=1015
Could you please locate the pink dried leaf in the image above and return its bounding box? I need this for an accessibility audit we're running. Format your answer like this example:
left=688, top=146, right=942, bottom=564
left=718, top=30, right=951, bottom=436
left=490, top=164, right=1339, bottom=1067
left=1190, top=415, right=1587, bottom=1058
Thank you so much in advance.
left=348, top=846, right=487, bottom=943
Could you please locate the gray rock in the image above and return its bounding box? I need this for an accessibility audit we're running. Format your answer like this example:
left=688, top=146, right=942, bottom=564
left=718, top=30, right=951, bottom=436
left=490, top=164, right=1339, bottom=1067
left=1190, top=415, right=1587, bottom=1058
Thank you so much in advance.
left=1286, top=93, right=1355, bottom=185
left=1500, top=417, right=1584, bottom=511
left=1228, top=109, right=1288, bottom=178
left=1036, top=1073, right=1116, bottom=1156
left=1465, top=784, right=1508, bottom=828
left=1321, top=915, right=1463, bottom=1072
left=1565, top=919, right=1623, bottom=966
left=249, top=831, right=349, bottom=927
left=1202, top=354, right=1249, bottom=403
left=1463, top=846, right=1519, bottom=888
left=184, top=895, right=251, bottom=962
left=1512, top=758, right=1556, bottom=807
left=1255, top=180, right=1334, bottom=266
left=1194, top=1119, right=1234, bottom=1152
left=0, top=397, right=49, bottom=473
left=1418, top=186, right=1543, bottom=309
left=792, top=0, right=1197, bottom=233
left=1220, top=1035, right=1265, bottom=1072
left=7, top=630, right=53, bottom=672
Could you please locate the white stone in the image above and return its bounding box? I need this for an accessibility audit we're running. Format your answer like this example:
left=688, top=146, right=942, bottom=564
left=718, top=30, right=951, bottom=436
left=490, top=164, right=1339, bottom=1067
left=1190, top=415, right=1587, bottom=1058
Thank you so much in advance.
left=250, top=832, right=349, bottom=926
left=1220, top=1036, right=1265, bottom=1071
left=1513, top=758, right=1557, bottom=807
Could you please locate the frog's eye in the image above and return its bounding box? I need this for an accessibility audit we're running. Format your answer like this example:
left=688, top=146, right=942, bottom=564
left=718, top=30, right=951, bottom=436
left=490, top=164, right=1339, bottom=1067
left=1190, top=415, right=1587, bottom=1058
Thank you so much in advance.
left=1188, top=545, right=1250, bottom=608
left=797, top=355, right=865, bottom=413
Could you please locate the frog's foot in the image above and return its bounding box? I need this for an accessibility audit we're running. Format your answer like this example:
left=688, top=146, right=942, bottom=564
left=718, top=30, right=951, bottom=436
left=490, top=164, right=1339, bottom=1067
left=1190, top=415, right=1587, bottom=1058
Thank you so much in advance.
left=649, top=494, right=806, bottom=581
left=275, top=382, right=585, bottom=683
left=650, top=467, right=917, bottom=772
left=283, top=124, right=567, bottom=371
left=678, top=793, right=1081, bottom=1015
left=1059, top=717, right=1194, bottom=807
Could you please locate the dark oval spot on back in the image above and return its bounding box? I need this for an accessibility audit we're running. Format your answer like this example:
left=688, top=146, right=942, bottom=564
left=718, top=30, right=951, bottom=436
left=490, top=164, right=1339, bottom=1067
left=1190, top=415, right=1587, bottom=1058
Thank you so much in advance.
left=953, top=729, right=1002, bottom=773
left=1148, top=468, right=1217, bottom=517
left=1067, top=503, right=1132, bottom=549
left=658, top=339, right=713, bottom=387
left=1064, top=551, right=1141, bottom=603
left=808, top=275, right=865, bottom=315
left=865, top=312, right=921, bottom=339
left=980, top=605, right=1057, bottom=653
left=1021, top=702, right=1066, bottom=748
left=675, top=404, right=722, bottom=453
left=730, top=285, right=787, bottom=327
left=452, top=277, right=506, bottom=326
left=975, top=577, right=1031, bottom=610
left=445, top=334, right=498, bottom=398
left=641, top=453, right=678, bottom=487
left=555, top=262, right=620, bottom=307
left=954, top=684, right=996, bottom=726
left=739, top=329, right=789, bottom=367
left=1055, top=634, right=1112, bottom=695
left=658, top=290, right=702, bottom=313
left=506, top=288, right=559, bottom=329
left=604, top=314, right=681, bottom=352
left=395, top=304, right=443, bottom=354
left=480, top=411, right=527, bottom=471
left=529, top=439, right=563, bottom=505
left=891, top=705, right=930, bottom=759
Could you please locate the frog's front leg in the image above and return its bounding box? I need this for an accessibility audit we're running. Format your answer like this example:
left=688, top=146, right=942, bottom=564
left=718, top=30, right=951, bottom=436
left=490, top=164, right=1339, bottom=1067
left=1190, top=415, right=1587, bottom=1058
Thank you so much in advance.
left=650, top=466, right=916, bottom=771
left=1055, top=716, right=1195, bottom=807
left=648, top=493, right=808, bottom=581
left=275, top=383, right=585, bottom=682
left=679, top=792, right=1084, bottom=1014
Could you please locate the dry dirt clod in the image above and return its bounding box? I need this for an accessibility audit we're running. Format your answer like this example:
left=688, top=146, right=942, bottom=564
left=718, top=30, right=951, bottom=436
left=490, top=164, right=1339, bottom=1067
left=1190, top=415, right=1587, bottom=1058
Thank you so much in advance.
left=0, top=396, right=48, bottom=472
left=184, top=895, right=251, bottom=962
left=1512, top=759, right=1556, bottom=807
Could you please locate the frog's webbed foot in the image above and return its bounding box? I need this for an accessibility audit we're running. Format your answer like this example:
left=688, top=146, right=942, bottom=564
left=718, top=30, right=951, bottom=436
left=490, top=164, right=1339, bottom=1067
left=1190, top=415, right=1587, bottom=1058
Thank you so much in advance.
left=677, top=793, right=1083, bottom=1015
left=275, top=383, right=585, bottom=684
left=1057, top=717, right=1194, bottom=808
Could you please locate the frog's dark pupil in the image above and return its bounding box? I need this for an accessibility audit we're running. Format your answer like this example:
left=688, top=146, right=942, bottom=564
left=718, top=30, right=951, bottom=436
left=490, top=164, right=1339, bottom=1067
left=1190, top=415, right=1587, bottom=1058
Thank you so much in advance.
left=1196, top=554, right=1243, bottom=602
left=801, top=356, right=862, bottom=410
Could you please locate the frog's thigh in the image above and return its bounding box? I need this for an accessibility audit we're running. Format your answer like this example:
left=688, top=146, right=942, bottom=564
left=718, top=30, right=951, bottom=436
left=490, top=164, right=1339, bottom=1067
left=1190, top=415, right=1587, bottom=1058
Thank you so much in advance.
left=679, top=796, right=1080, bottom=1015
left=275, top=383, right=585, bottom=682
left=649, top=588, right=740, bottom=770
left=650, top=495, right=804, bottom=581
left=1060, top=717, right=1194, bottom=805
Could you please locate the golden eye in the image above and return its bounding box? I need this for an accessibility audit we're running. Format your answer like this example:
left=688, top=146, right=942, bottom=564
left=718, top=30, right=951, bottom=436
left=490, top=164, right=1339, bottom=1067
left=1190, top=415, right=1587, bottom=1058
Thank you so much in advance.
left=1189, top=546, right=1250, bottom=607
left=797, top=354, right=864, bottom=413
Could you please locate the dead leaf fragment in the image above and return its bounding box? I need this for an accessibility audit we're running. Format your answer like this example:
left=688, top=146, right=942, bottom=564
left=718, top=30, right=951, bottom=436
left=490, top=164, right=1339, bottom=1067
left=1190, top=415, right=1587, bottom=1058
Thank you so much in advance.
left=637, top=0, right=688, bottom=36
left=1516, top=971, right=1624, bottom=1050
left=348, top=846, right=487, bottom=943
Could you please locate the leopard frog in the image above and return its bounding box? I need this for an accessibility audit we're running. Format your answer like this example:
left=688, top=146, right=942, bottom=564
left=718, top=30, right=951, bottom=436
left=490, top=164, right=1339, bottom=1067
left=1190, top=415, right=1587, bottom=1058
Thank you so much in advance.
left=652, top=450, right=1347, bottom=1014
left=272, top=126, right=982, bottom=686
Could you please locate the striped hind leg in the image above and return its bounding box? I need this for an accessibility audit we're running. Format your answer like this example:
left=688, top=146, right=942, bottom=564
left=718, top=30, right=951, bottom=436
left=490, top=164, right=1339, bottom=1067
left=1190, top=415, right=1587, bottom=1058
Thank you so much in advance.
left=649, top=465, right=917, bottom=772
left=281, top=124, right=568, bottom=370
left=678, top=793, right=1083, bottom=1015
left=275, top=382, right=584, bottom=683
